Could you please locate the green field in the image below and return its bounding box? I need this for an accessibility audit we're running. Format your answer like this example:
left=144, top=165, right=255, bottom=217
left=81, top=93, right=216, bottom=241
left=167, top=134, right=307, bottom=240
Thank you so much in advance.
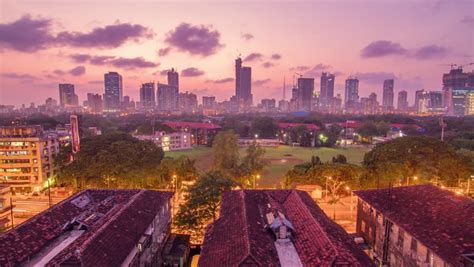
left=165, top=145, right=370, bottom=188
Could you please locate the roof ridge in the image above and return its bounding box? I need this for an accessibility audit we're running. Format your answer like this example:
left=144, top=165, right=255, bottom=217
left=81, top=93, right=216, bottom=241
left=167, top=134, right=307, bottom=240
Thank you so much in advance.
left=237, top=190, right=254, bottom=266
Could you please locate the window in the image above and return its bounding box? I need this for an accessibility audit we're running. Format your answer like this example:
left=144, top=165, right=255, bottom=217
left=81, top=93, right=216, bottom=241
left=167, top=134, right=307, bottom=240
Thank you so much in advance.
left=397, top=229, right=404, bottom=247
left=361, top=220, right=366, bottom=233
left=411, top=238, right=417, bottom=252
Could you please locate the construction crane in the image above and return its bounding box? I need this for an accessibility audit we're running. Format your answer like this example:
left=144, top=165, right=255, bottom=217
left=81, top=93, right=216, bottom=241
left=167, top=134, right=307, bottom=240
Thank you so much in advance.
left=445, top=62, right=474, bottom=70
left=293, top=72, right=303, bottom=87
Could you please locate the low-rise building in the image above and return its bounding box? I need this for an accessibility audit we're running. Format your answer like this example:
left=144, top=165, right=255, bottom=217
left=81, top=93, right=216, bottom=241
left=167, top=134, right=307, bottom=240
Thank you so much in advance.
left=0, top=185, right=11, bottom=229
left=199, top=189, right=374, bottom=266
left=163, top=121, right=221, bottom=145
left=134, top=131, right=192, bottom=151
left=0, top=126, right=59, bottom=194
left=354, top=184, right=474, bottom=267
left=0, top=189, right=174, bottom=266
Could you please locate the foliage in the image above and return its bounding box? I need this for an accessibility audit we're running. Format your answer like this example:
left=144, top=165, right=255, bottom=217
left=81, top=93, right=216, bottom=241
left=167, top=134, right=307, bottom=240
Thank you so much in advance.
left=321, top=124, right=342, bottom=147
left=56, top=132, right=165, bottom=189
left=332, top=154, right=347, bottom=164
left=363, top=136, right=471, bottom=187
left=237, top=142, right=268, bottom=187
left=249, top=116, right=279, bottom=139
left=174, top=171, right=236, bottom=242
left=211, top=130, right=240, bottom=175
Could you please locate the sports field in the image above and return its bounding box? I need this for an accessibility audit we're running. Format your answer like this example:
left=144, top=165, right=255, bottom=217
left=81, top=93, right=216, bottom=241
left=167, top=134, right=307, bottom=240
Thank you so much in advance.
left=165, top=145, right=370, bottom=188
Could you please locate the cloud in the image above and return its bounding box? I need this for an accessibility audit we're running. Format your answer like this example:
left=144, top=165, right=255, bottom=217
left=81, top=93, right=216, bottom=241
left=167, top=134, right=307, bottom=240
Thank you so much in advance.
left=56, top=23, right=153, bottom=48
left=69, top=53, right=158, bottom=69
left=461, top=15, right=474, bottom=26
left=1, top=72, right=39, bottom=82
left=414, top=45, right=449, bottom=59
left=164, top=23, right=223, bottom=56
left=158, top=47, right=171, bottom=56
left=300, top=64, right=332, bottom=77
left=88, top=80, right=102, bottom=84
left=241, top=33, right=254, bottom=40
left=0, top=15, right=153, bottom=52
left=290, top=65, right=311, bottom=72
left=262, top=62, right=275, bottom=68
left=354, top=72, right=397, bottom=84
left=253, top=78, right=271, bottom=86
left=0, top=15, right=55, bottom=52
left=271, top=53, right=282, bottom=60
left=69, top=66, right=86, bottom=76
left=181, top=67, right=205, bottom=77
left=360, top=40, right=407, bottom=58
left=53, top=69, right=65, bottom=75
left=206, top=77, right=234, bottom=84
left=243, top=52, right=263, bottom=62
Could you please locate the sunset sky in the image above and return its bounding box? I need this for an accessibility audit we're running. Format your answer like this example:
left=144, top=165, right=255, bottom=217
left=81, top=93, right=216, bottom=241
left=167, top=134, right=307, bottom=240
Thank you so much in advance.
left=1, top=0, right=473, bottom=107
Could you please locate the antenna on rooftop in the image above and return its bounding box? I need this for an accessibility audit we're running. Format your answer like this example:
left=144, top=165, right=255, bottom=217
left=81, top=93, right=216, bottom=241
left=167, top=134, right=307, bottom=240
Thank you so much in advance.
left=282, top=77, right=286, bottom=100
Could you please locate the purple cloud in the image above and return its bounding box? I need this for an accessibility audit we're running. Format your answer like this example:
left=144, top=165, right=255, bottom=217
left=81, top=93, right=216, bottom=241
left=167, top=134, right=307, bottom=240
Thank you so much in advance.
left=1, top=72, right=39, bottom=82
left=241, top=33, right=254, bottom=40
left=53, top=69, right=65, bottom=75
left=158, top=47, right=171, bottom=56
left=262, top=62, right=275, bottom=68
left=56, top=23, right=153, bottom=48
left=361, top=40, right=407, bottom=58
left=0, top=15, right=55, bottom=52
left=69, top=66, right=86, bottom=76
left=165, top=23, right=223, bottom=56
left=253, top=78, right=271, bottom=86
left=181, top=67, right=205, bottom=77
left=69, top=54, right=158, bottom=69
left=354, top=72, right=397, bottom=84
left=461, top=15, right=474, bottom=25
left=206, top=77, right=234, bottom=84
left=88, top=80, right=102, bottom=84
left=271, top=53, right=282, bottom=60
left=244, top=53, right=263, bottom=62
left=414, top=45, right=449, bottom=59
left=290, top=65, right=311, bottom=72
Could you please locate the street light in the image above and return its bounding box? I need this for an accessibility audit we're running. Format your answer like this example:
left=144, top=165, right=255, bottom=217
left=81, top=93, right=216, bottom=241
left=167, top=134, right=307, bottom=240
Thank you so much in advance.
left=345, top=186, right=354, bottom=219
left=325, top=176, right=332, bottom=200
left=407, top=175, right=418, bottom=186
left=253, top=174, right=260, bottom=189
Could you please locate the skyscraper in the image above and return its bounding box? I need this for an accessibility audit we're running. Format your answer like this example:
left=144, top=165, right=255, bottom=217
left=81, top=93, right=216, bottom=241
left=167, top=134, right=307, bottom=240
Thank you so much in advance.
left=297, top=78, right=314, bottom=111
left=167, top=68, right=179, bottom=89
left=344, top=77, right=359, bottom=110
left=58, top=84, right=78, bottom=107
left=442, top=67, right=474, bottom=116
left=179, top=92, right=198, bottom=113
left=397, top=90, right=408, bottom=112
left=86, top=93, right=103, bottom=113
left=104, top=72, right=123, bottom=112
left=157, top=83, right=179, bottom=112
left=140, top=82, right=155, bottom=110
left=234, top=57, right=252, bottom=111
left=320, top=72, right=335, bottom=109
left=382, top=79, right=394, bottom=111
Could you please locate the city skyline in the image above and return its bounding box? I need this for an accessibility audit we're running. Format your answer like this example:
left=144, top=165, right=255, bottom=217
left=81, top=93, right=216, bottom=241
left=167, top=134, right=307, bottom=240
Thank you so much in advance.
left=1, top=0, right=473, bottom=107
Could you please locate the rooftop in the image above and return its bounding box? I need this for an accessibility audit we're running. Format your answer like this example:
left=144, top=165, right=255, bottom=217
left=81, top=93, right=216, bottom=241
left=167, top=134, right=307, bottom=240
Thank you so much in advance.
left=0, top=189, right=173, bottom=266
left=354, top=184, right=474, bottom=266
left=278, top=122, right=321, bottom=131
left=199, top=189, right=373, bottom=267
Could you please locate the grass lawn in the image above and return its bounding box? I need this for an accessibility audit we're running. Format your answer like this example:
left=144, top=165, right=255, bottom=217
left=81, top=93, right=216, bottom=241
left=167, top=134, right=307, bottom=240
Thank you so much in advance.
left=165, top=145, right=370, bottom=188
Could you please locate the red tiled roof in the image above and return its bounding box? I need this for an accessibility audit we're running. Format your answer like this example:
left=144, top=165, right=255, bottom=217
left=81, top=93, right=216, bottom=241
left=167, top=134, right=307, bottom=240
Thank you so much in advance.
left=163, top=121, right=221, bottom=130
left=199, top=190, right=373, bottom=267
left=278, top=122, right=320, bottom=131
left=0, top=189, right=173, bottom=266
left=354, top=184, right=474, bottom=266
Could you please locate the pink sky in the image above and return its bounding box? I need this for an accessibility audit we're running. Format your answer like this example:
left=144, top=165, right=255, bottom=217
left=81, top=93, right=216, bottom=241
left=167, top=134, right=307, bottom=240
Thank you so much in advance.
left=0, top=0, right=473, bottom=107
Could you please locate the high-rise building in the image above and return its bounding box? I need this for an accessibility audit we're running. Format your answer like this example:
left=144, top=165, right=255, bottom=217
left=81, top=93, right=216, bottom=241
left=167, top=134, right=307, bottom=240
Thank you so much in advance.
left=234, top=57, right=252, bottom=111
left=260, top=98, right=276, bottom=112
left=140, top=82, right=156, bottom=110
left=414, top=89, right=425, bottom=111
left=442, top=67, right=474, bottom=116
left=297, top=78, right=314, bottom=111
left=361, top=93, right=378, bottom=114
left=382, top=79, right=394, bottom=111
left=104, top=72, right=123, bottom=112
left=202, top=96, right=216, bottom=109
left=344, top=77, right=359, bottom=110
left=167, top=68, right=179, bottom=89
left=320, top=72, right=335, bottom=109
left=0, top=126, right=59, bottom=193
left=466, top=92, right=474, bottom=115
left=397, top=90, right=408, bottom=112
left=157, top=83, right=179, bottom=112
left=86, top=93, right=103, bottom=113
left=179, top=92, right=198, bottom=113
left=58, top=84, right=78, bottom=107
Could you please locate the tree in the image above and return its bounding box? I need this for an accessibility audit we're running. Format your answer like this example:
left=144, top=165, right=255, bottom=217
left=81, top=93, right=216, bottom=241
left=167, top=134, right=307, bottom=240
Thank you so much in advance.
left=56, top=132, right=165, bottom=189
left=175, top=171, right=236, bottom=242
left=375, top=121, right=391, bottom=137
left=363, top=136, right=471, bottom=187
left=326, top=177, right=346, bottom=220
left=322, top=124, right=343, bottom=147
left=238, top=142, right=268, bottom=187
left=332, top=154, right=347, bottom=164
left=357, top=121, right=379, bottom=143
left=211, top=130, right=240, bottom=175
left=249, top=117, right=279, bottom=139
